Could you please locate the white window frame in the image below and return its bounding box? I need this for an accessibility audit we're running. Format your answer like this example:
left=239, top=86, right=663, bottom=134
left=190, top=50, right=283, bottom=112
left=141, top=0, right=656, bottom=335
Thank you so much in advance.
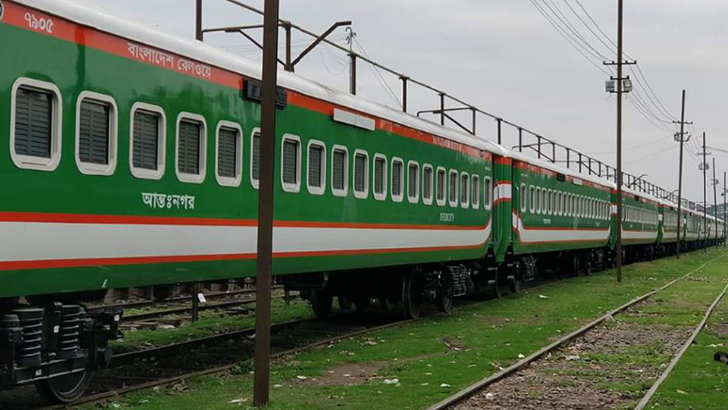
left=214, top=121, right=243, bottom=188
left=520, top=183, right=527, bottom=213
left=353, top=149, right=370, bottom=199
left=391, top=157, right=405, bottom=203
left=175, top=112, right=207, bottom=184
left=75, top=91, right=118, bottom=176
left=280, top=134, right=301, bottom=193
left=306, top=140, right=327, bottom=196
left=471, top=175, right=481, bottom=210
left=422, top=164, right=434, bottom=206
left=331, top=145, right=349, bottom=198
left=529, top=186, right=536, bottom=214
left=372, top=153, right=388, bottom=201
left=436, top=166, right=447, bottom=207
left=448, top=169, right=459, bottom=208
left=129, top=102, right=166, bottom=180
left=249, top=128, right=261, bottom=189
left=10, top=78, right=63, bottom=172
left=460, top=172, right=470, bottom=208
left=484, top=176, right=493, bottom=211
left=407, top=160, right=420, bottom=204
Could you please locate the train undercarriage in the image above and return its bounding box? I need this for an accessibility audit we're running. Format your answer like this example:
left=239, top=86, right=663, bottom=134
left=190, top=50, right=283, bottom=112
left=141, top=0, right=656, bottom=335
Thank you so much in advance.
left=0, top=294, right=122, bottom=403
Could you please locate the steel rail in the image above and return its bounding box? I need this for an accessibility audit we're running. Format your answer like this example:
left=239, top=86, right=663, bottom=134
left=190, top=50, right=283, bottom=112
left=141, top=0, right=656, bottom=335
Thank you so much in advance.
left=633, top=279, right=728, bottom=410
left=122, top=298, right=261, bottom=322
left=425, top=252, right=728, bottom=410
left=86, top=287, right=282, bottom=312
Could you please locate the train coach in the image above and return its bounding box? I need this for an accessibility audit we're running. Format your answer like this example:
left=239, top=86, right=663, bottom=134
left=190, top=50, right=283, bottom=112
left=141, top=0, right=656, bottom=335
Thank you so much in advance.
left=0, top=0, right=724, bottom=404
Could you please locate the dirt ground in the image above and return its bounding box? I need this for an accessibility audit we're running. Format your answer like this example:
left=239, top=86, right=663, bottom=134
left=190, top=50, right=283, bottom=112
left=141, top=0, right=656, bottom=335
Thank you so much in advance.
left=455, top=310, right=693, bottom=410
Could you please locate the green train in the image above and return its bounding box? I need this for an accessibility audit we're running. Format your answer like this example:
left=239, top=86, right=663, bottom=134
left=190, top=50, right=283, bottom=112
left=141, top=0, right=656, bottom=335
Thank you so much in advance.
left=0, top=0, right=724, bottom=403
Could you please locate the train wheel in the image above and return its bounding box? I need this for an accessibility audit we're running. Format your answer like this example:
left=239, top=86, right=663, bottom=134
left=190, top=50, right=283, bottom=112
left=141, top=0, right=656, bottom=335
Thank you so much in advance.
left=510, top=278, right=522, bottom=294
left=338, top=296, right=352, bottom=310
left=311, top=291, right=333, bottom=319
left=436, top=289, right=453, bottom=314
left=493, top=276, right=504, bottom=299
left=401, top=274, right=422, bottom=320
left=36, top=370, right=92, bottom=404
left=379, top=297, right=391, bottom=311
left=354, top=297, right=371, bottom=313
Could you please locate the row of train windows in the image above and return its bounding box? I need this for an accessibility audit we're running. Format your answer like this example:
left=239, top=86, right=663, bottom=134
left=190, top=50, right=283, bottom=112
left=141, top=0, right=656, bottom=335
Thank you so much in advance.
left=623, top=205, right=658, bottom=225
left=519, top=184, right=610, bottom=221
left=664, top=213, right=678, bottom=228
left=284, top=137, right=494, bottom=208
left=10, top=79, right=494, bottom=208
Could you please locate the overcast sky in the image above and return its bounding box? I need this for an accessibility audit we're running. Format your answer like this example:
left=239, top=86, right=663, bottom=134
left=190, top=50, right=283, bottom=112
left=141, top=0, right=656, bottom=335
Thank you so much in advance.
left=84, top=0, right=728, bottom=204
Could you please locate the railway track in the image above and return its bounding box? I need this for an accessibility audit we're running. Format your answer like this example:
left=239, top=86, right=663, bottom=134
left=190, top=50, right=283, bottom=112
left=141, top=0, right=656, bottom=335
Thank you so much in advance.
left=86, top=286, right=283, bottom=313
left=426, top=252, right=728, bottom=410
left=37, top=313, right=412, bottom=410
left=3, top=266, right=655, bottom=410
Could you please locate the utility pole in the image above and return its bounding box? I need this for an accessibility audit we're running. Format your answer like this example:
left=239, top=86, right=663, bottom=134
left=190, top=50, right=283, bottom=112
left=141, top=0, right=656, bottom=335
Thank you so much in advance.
left=713, top=157, right=718, bottom=245
left=195, top=0, right=203, bottom=41
left=724, top=171, right=726, bottom=248
left=701, top=132, right=708, bottom=251
left=254, top=0, right=280, bottom=406
left=673, top=90, right=691, bottom=260
left=603, top=0, right=635, bottom=283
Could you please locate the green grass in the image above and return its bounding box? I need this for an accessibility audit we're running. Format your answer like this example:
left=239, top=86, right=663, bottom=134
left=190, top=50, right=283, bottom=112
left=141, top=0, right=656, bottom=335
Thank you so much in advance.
left=644, top=262, right=728, bottom=410
left=82, top=249, right=728, bottom=410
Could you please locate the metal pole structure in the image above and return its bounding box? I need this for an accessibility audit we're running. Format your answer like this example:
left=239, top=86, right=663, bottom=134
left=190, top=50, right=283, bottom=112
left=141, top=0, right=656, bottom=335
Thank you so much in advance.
left=497, top=119, right=502, bottom=145
left=254, top=0, right=280, bottom=405
left=284, top=22, right=293, bottom=71
left=724, top=171, right=726, bottom=247
left=703, top=132, right=707, bottom=251
left=196, top=0, right=203, bottom=41
left=439, top=93, right=445, bottom=126
left=615, top=0, right=624, bottom=282
left=349, top=53, right=356, bottom=95
left=400, top=76, right=408, bottom=113
left=713, top=157, right=718, bottom=244
left=676, top=90, right=687, bottom=260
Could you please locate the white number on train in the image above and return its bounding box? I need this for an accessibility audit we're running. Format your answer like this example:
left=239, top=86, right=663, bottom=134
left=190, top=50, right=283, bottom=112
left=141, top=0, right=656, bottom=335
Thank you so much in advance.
left=24, top=12, right=54, bottom=34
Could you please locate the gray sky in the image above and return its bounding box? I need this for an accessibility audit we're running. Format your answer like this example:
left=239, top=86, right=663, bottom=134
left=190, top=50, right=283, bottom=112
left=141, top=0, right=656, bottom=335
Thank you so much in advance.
left=84, top=0, right=728, bottom=204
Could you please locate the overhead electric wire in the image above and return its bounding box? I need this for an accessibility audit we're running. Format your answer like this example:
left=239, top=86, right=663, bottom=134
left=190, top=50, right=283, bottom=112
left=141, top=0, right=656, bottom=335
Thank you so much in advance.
left=527, top=0, right=611, bottom=75
left=540, top=0, right=611, bottom=61
left=623, top=144, right=677, bottom=165
left=353, top=38, right=402, bottom=108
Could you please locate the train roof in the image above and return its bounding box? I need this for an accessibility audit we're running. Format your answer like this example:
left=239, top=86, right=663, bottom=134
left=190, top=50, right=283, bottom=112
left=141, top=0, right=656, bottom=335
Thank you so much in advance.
left=18, top=0, right=509, bottom=159
left=621, top=186, right=662, bottom=206
left=508, top=150, right=616, bottom=190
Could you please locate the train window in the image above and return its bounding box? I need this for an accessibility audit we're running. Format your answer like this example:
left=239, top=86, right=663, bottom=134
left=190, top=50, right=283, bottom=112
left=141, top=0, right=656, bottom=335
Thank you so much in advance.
left=76, top=92, right=118, bottom=176
left=436, top=167, right=447, bottom=206
left=551, top=190, right=556, bottom=215
left=373, top=154, right=388, bottom=201
left=538, top=188, right=543, bottom=215
left=11, top=78, right=63, bottom=171
left=529, top=186, right=535, bottom=213
left=306, top=141, right=326, bottom=195
left=407, top=162, right=420, bottom=203
left=472, top=175, right=480, bottom=210
left=423, top=165, right=434, bottom=205
left=332, top=146, right=349, bottom=197
left=281, top=135, right=301, bottom=193
left=250, top=130, right=261, bottom=189
left=176, top=113, right=207, bottom=184
left=130, top=103, right=166, bottom=180
left=484, top=177, right=493, bottom=210
left=354, top=151, right=369, bottom=199
left=449, top=170, right=459, bottom=207
left=520, top=183, right=527, bottom=213
left=460, top=173, right=470, bottom=208
left=545, top=189, right=551, bottom=215
left=215, top=121, right=242, bottom=187
left=391, top=158, right=404, bottom=202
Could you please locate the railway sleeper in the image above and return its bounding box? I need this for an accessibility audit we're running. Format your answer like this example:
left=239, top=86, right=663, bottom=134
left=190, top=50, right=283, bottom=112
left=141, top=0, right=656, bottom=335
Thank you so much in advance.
left=0, top=301, right=122, bottom=403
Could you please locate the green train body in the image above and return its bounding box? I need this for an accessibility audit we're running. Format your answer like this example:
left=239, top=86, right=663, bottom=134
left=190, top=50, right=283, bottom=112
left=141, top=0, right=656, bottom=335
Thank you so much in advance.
left=0, top=0, right=725, bottom=402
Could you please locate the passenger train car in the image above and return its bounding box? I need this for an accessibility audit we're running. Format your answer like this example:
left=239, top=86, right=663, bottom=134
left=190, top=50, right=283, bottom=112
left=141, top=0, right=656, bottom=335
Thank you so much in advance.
left=0, top=0, right=724, bottom=403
